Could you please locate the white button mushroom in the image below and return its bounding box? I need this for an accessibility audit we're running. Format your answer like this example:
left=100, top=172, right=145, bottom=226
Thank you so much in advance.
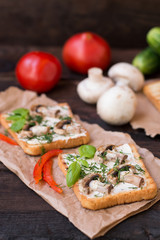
left=77, top=67, right=114, bottom=104
left=108, top=62, right=144, bottom=92
left=97, top=85, right=137, bottom=125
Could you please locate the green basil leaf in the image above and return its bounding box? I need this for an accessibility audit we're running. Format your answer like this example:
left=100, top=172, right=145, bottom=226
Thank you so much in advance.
left=7, top=115, right=23, bottom=121
left=79, top=159, right=89, bottom=168
left=78, top=145, right=96, bottom=159
left=13, top=108, right=29, bottom=118
left=66, top=162, right=81, bottom=187
left=10, top=119, right=26, bottom=132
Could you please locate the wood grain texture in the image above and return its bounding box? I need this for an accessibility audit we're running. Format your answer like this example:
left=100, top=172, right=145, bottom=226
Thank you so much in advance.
left=0, top=46, right=160, bottom=239
left=0, top=0, right=160, bottom=47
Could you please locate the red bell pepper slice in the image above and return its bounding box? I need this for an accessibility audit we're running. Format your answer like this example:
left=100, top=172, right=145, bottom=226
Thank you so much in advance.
left=0, top=133, right=18, bottom=145
left=33, top=149, right=62, bottom=184
left=43, top=159, right=63, bottom=194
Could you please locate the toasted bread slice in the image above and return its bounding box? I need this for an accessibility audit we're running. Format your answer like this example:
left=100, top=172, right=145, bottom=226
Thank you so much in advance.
left=58, top=143, right=157, bottom=210
left=143, top=80, right=160, bottom=112
left=0, top=103, right=90, bottom=155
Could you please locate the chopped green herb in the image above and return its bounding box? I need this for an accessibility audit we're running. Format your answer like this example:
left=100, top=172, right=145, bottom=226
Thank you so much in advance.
left=135, top=164, right=145, bottom=174
left=27, top=133, right=54, bottom=143
left=119, top=151, right=130, bottom=155
left=114, top=181, right=120, bottom=186
left=94, top=194, right=101, bottom=198
left=98, top=151, right=107, bottom=160
left=89, top=163, right=99, bottom=171
left=119, top=166, right=130, bottom=172
left=4, top=129, right=8, bottom=136
left=60, top=116, right=72, bottom=121
left=119, top=151, right=124, bottom=154
left=28, top=121, right=36, bottom=127
left=112, top=166, right=130, bottom=182
left=34, top=115, right=43, bottom=124
left=61, top=106, right=68, bottom=110
left=27, top=135, right=37, bottom=140
left=129, top=187, right=138, bottom=189
left=100, top=163, right=107, bottom=170
left=114, top=158, right=119, bottom=167
left=100, top=163, right=107, bottom=177
left=28, top=115, right=43, bottom=124
left=41, top=146, right=46, bottom=155
left=42, top=133, right=53, bottom=143
left=118, top=171, right=121, bottom=181
left=80, top=169, right=87, bottom=178
left=66, top=154, right=78, bottom=162
left=113, top=166, right=119, bottom=172
left=103, top=180, right=109, bottom=185
left=56, top=184, right=66, bottom=189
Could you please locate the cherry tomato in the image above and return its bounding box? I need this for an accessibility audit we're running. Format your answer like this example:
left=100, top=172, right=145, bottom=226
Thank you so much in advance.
left=16, top=51, right=62, bottom=93
left=62, top=32, right=111, bottom=74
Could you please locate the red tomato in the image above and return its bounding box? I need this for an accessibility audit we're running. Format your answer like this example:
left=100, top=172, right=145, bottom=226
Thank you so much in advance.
left=62, top=32, right=111, bottom=74
left=16, top=51, right=62, bottom=93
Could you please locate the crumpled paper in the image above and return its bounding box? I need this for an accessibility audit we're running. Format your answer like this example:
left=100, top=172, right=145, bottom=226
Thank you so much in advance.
left=130, top=79, right=160, bottom=137
left=0, top=87, right=160, bottom=239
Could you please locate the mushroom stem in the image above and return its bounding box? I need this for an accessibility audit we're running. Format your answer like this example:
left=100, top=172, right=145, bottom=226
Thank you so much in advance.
left=77, top=67, right=114, bottom=104
left=88, top=67, right=103, bottom=82
left=114, top=77, right=130, bottom=86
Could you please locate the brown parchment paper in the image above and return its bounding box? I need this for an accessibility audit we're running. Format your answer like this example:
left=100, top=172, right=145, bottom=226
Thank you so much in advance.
left=130, top=79, right=160, bottom=138
left=0, top=87, right=160, bottom=239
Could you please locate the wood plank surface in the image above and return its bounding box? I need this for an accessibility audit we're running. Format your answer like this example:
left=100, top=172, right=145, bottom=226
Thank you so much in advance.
left=0, top=0, right=160, bottom=48
left=0, top=46, right=160, bottom=240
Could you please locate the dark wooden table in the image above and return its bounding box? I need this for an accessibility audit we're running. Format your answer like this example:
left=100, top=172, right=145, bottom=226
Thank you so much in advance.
left=0, top=46, right=160, bottom=240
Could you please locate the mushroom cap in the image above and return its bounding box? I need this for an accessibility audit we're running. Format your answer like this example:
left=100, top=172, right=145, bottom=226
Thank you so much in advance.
left=77, top=78, right=113, bottom=104
left=97, top=85, right=137, bottom=125
left=108, top=62, right=144, bottom=92
left=77, top=67, right=114, bottom=104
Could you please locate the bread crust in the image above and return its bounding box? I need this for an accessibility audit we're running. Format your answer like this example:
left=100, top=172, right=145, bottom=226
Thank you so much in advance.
left=0, top=103, right=90, bottom=155
left=143, top=80, right=160, bottom=112
left=58, top=143, right=157, bottom=210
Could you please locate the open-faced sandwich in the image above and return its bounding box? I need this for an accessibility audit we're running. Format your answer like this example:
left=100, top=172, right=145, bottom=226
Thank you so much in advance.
left=0, top=103, right=90, bottom=155
left=143, top=80, right=160, bottom=112
left=58, top=143, right=157, bottom=210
